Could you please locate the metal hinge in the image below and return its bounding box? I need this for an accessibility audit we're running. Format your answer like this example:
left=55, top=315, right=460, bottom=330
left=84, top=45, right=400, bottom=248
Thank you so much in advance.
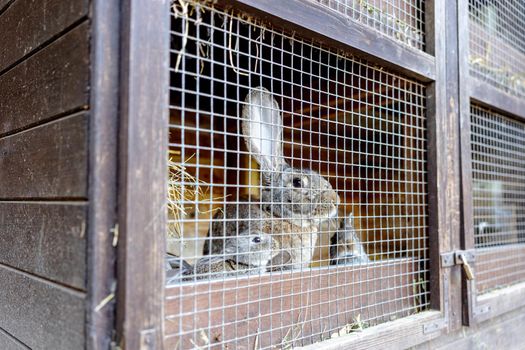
left=441, top=250, right=475, bottom=280
left=140, top=329, right=157, bottom=350
left=423, top=273, right=450, bottom=334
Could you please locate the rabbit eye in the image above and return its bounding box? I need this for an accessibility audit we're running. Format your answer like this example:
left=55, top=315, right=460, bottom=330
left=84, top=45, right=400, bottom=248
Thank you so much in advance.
left=252, top=237, right=262, bottom=243
left=292, top=177, right=302, bottom=188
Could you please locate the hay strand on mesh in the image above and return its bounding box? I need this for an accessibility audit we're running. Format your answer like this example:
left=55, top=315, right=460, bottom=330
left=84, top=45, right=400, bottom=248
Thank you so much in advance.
left=167, top=152, right=225, bottom=239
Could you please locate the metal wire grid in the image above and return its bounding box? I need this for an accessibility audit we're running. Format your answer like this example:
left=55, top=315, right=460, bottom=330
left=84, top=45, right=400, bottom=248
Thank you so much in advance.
left=166, top=1, right=429, bottom=348
left=470, top=105, right=525, bottom=293
left=469, top=0, right=525, bottom=97
left=314, top=0, right=425, bottom=50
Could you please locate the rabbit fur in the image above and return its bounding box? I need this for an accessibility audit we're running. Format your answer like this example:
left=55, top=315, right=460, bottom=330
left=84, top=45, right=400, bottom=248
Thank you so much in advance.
left=329, top=214, right=369, bottom=265
left=168, top=230, right=278, bottom=282
left=204, top=87, right=340, bottom=270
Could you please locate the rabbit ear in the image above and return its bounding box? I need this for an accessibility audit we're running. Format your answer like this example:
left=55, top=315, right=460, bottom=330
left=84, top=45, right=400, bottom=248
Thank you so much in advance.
left=269, top=251, right=292, bottom=270
left=242, top=87, right=286, bottom=175
left=344, top=213, right=354, bottom=228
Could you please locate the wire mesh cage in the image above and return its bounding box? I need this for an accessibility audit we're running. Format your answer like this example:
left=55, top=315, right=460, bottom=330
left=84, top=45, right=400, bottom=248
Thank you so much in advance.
left=166, top=1, right=429, bottom=348
left=469, top=0, right=525, bottom=97
left=314, top=0, right=425, bottom=50
left=470, top=105, right=525, bottom=294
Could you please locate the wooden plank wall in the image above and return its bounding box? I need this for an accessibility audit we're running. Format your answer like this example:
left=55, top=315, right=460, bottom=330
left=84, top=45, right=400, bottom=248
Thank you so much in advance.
left=0, top=0, right=90, bottom=348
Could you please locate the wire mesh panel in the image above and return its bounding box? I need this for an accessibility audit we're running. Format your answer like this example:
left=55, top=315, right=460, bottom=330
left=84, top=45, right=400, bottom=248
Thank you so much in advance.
left=166, top=1, right=429, bottom=348
left=314, top=0, right=425, bottom=50
left=470, top=105, right=525, bottom=294
left=469, top=0, right=525, bottom=97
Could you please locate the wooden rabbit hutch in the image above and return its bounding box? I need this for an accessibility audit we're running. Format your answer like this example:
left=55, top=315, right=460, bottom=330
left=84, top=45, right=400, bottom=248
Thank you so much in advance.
left=1, top=0, right=525, bottom=349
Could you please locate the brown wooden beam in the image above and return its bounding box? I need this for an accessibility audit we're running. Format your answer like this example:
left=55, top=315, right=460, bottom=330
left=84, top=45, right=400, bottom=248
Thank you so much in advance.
left=86, top=0, right=121, bottom=348
left=221, top=0, right=436, bottom=82
left=117, top=0, right=170, bottom=348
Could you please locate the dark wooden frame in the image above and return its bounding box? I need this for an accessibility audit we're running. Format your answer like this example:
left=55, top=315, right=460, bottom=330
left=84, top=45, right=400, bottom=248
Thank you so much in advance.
left=116, top=0, right=170, bottom=349
left=86, top=0, right=120, bottom=349
left=456, top=0, right=525, bottom=327
left=222, top=0, right=436, bottom=82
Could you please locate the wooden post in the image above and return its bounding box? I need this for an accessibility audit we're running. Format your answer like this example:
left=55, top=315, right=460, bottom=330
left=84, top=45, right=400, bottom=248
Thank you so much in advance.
left=117, top=0, right=170, bottom=348
left=86, top=0, right=121, bottom=349
left=425, top=0, right=464, bottom=331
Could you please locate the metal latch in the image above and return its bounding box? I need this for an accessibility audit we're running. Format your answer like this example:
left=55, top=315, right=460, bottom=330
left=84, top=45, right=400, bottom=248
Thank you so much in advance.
left=441, top=250, right=475, bottom=280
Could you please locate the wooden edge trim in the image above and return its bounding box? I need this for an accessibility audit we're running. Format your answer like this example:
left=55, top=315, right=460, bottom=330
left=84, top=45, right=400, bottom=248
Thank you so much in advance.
left=86, top=0, right=120, bottom=349
left=117, top=0, right=170, bottom=348
left=475, top=281, right=525, bottom=324
left=221, top=0, right=436, bottom=82
left=470, top=79, right=525, bottom=123
left=298, top=311, right=443, bottom=350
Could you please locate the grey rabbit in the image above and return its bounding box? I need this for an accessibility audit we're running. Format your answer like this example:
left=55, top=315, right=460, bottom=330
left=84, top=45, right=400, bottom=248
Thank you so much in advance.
left=169, top=230, right=278, bottom=282
left=165, top=253, right=193, bottom=284
left=204, top=87, right=340, bottom=270
left=330, top=214, right=369, bottom=265
left=205, top=203, right=315, bottom=271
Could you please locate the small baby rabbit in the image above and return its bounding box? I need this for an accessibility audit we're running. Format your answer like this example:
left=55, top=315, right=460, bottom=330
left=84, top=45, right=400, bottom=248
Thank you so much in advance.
left=194, top=231, right=278, bottom=278
left=165, top=253, right=193, bottom=284
left=169, top=230, right=278, bottom=282
left=330, top=214, right=369, bottom=265
left=204, top=87, right=340, bottom=269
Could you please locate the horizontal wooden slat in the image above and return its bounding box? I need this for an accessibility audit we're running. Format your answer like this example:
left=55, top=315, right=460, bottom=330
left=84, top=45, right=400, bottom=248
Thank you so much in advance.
left=414, top=305, right=525, bottom=350
left=0, top=202, right=86, bottom=289
left=471, top=78, right=525, bottom=122
left=476, top=244, right=525, bottom=294
left=222, top=0, right=435, bottom=81
left=165, top=259, right=424, bottom=349
left=0, top=21, right=89, bottom=136
left=303, top=311, right=443, bottom=350
left=0, top=113, right=88, bottom=199
left=0, top=265, right=85, bottom=349
left=475, top=281, right=525, bottom=324
left=0, top=327, right=29, bottom=350
left=0, top=0, right=88, bottom=73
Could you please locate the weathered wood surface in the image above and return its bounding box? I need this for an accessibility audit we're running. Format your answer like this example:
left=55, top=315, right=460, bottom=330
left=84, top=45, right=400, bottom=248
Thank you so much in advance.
left=471, top=78, right=525, bottom=122
left=0, top=113, right=88, bottom=199
left=222, top=0, right=435, bottom=81
left=440, top=0, right=466, bottom=332
left=301, top=311, right=443, bottom=350
left=0, top=265, right=85, bottom=350
left=118, top=0, right=169, bottom=348
left=0, top=328, right=29, bottom=350
left=415, top=303, right=525, bottom=350
left=165, top=259, right=422, bottom=349
left=0, top=22, right=89, bottom=136
left=86, top=0, right=120, bottom=348
left=0, top=202, right=86, bottom=289
left=0, top=0, right=88, bottom=73
left=0, top=1, right=90, bottom=350
left=475, top=280, right=525, bottom=324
